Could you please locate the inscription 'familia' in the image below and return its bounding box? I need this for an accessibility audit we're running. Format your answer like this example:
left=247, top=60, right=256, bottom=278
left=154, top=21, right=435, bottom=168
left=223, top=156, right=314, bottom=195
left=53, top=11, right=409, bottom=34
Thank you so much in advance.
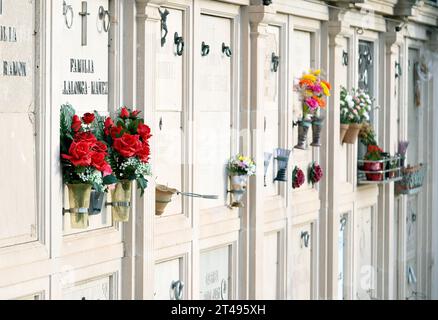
left=70, top=58, right=94, bottom=73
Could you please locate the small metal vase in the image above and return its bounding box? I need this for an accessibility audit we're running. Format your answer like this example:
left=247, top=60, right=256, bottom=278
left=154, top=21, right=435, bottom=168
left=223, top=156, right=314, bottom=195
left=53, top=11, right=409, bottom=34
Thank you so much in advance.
left=311, top=117, right=324, bottom=147
left=229, top=175, right=248, bottom=208
left=89, top=190, right=105, bottom=215
left=294, top=120, right=312, bottom=150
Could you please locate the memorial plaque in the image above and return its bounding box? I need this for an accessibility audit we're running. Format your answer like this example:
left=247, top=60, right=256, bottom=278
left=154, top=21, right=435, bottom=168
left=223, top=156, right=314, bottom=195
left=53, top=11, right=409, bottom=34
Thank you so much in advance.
left=53, top=0, right=110, bottom=114
left=155, top=7, right=184, bottom=216
left=291, top=223, right=312, bottom=299
left=52, top=0, right=112, bottom=233
left=154, top=258, right=182, bottom=300
left=62, top=275, right=113, bottom=300
left=197, top=15, right=232, bottom=210
left=200, top=246, right=231, bottom=300
left=0, top=0, right=38, bottom=248
left=356, top=206, right=374, bottom=299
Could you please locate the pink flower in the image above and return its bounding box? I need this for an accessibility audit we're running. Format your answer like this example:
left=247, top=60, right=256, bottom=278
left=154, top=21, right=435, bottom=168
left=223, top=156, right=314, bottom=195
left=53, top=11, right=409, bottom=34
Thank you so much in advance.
left=309, top=84, right=322, bottom=94
left=305, top=97, right=319, bottom=111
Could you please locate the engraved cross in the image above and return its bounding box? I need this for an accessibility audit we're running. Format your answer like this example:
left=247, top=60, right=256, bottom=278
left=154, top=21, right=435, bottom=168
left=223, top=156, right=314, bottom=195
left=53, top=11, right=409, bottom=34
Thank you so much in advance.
left=79, top=1, right=90, bottom=46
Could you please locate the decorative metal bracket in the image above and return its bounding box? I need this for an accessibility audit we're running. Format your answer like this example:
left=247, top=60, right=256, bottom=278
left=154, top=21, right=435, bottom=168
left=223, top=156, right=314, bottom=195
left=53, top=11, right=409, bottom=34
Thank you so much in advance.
left=222, top=43, right=232, bottom=57
left=201, top=41, right=210, bottom=56
left=301, top=231, right=310, bottom=248
left=105, top=201, right=131, bottom=207
left=263, top=0, right=273, bottom=5
left=271, top=52, right=280, bottom=72
left=342, top=50, right=349, bottom=66
left=159, top=8, right=170, bottom=47
left=63, top=1, right=74, bottom=29
left=98, top=6, right=110, bottom=33
left=174, top=32, right=184, bottom=56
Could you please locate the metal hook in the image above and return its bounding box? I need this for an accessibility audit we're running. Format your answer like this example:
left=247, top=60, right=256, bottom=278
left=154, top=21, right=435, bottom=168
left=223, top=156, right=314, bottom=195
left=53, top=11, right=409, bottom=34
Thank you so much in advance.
left=171, top=280, right=184, bottom=300
left=63, top=1, right=74, bottom=29
left=201, top=41, right=210, bottom=56
left=98, top=6, right=110, bottom=33
left=301, top=231, right=310, bottom=248
left=271, top=52, right=280, bottom=72
left=395, top=61, right=402, bottom=78
left=174, top=32, right=184, bottom=56
left=342, top=50, right=349, bottom=66
left=222, top=43, right=232, bottom=57
left=340, top=217, right=347, bottom=231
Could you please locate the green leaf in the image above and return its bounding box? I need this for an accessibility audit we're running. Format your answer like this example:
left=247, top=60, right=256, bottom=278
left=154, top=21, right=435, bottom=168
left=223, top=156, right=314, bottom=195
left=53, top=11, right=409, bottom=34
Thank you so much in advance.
left=103, top=174, right=117, bottom=185
left=137, top=176, right=148, bottom=196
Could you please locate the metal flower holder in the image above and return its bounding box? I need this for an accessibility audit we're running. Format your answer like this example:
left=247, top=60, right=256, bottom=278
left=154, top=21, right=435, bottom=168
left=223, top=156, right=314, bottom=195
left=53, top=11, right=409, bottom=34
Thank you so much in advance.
left=311, top=116, right=324, bottom=147
left=264, top=152, right=273, bottom=186
left=395, top=164, right=426, bottom=195
left=274, top=148, right=291, bottom=182
left=228, top=175, right=248, bottom=208
left=357, top=155, right=403, bottom=185
left=89, top=190, right=105, bottom=215
left=294, top=120, right=312, bottom=150
left=155, top=184, right=218, bottom=215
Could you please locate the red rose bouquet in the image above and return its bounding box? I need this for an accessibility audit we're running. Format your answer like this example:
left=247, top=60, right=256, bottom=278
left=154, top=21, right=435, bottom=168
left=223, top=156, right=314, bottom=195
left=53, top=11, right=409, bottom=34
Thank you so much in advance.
left=308, top=162, right=323, bottom=185
left=292, top=166, right=305, bottom=189
left=103, top=106, right=152, bottom=196
left=60, top=104, right=114, bottom=191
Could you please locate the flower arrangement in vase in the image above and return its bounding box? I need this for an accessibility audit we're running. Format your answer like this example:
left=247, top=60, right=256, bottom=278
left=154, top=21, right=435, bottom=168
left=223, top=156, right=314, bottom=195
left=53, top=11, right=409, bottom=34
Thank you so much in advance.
left=292, top=166, right=305, bottom=189
left=308, top=162, right=323, bottom=185
left=363, top=145, right=384, bottom=181
left=60, top=104, right=114, bottom=229
left=103, top=106, right=153, bottom=222
left=295, top=69, right=331, bottom=149
left=227, top=154, right=256, bottom=207
left=340, top=86, right=372, bottom=144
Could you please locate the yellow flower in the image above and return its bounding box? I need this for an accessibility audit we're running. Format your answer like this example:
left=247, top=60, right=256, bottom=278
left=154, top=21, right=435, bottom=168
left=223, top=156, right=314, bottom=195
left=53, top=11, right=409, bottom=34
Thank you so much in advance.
left=302, top=74, right=316, bottom=82
left=305, top=90, right=314, bottom=97
left=312, top=69, right=321, bottom=76
left=320, top=82, right=331, bottom=96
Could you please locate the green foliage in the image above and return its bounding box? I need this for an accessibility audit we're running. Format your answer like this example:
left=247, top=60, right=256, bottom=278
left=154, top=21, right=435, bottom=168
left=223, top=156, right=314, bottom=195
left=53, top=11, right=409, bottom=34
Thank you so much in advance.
left=137, top=176, right=148, bottom=196
left=60, top=104, right=75, bottom=153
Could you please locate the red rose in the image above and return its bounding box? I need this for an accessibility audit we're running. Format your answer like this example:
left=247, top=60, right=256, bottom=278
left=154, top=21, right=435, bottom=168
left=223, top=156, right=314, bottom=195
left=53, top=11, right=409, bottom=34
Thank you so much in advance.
left=113, top=133, right=142, bottom=158
left=110, top=125, right=123, bottom=139
left=71, top=115, right=82, bottom=132
left=74, top=131, right=98, bottom=144
left=82, top=112, right=95, bottom=124
left=137, top=123, right=152, bottom=141
left=120, top=107, right=130, bottom=119
left=91, top=152, right=112, bottom=176
left=293, top=167, right=305, bottom=189
left=130, top=110, right=141, bottom=118
left=61, top=141, right=92, bottom=167
left=92, top=141, right=108, bottom=154
left=136, top=141, right=150, bottom=163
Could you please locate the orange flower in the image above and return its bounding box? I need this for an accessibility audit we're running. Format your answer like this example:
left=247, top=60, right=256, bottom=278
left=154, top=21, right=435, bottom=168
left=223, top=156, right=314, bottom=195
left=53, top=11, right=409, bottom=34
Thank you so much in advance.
left=299, top=79, right=314, bottom=88
left=313, top=96, right=326, bottom=108
left=321, top=80, right=331, bottom=90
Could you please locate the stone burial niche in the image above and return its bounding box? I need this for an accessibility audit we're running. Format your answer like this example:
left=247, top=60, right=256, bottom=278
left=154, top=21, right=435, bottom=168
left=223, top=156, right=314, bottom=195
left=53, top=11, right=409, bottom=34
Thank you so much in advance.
left=0, top=0, right=38, bottom=248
